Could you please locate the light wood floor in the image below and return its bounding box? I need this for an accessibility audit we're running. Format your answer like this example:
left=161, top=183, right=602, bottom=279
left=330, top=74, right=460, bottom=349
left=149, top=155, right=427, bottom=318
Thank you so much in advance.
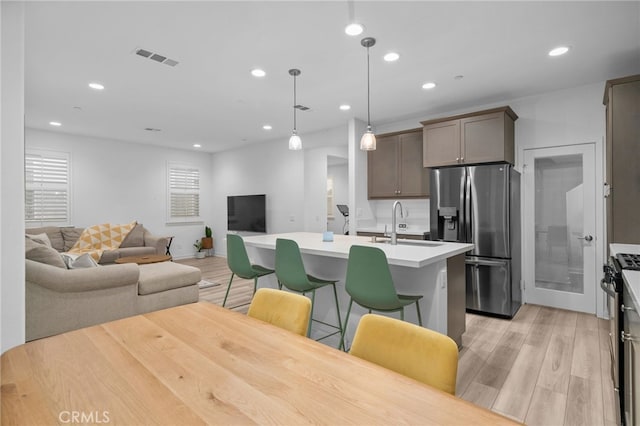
left=178, top=256, right=617, bottom=426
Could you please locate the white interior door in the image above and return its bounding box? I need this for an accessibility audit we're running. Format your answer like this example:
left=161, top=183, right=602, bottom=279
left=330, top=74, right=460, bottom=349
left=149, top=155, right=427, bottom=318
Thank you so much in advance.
left=522, top=144, right=597, bottom=313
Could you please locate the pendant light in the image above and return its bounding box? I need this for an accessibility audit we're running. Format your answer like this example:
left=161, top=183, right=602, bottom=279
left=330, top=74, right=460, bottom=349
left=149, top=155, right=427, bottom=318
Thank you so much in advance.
left=288, top=68, right=302, bottom=150
left=360, top=37, right=376, bottom=151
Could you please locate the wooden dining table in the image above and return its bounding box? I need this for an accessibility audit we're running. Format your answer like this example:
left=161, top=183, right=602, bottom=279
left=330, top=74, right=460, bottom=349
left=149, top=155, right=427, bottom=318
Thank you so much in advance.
left=1, top=302, right=518, bottom=425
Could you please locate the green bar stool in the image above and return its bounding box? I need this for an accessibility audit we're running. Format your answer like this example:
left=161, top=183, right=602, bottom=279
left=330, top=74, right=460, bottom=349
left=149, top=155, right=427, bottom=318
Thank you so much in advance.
left=342, top=245, right=423, bottom=348
left=275, top=238, right=344, bottom=349
left=223, top=234, right=274, bottom=307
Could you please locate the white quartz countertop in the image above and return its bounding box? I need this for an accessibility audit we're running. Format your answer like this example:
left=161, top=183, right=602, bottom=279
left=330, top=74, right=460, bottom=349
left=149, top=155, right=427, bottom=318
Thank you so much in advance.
left=610, top=243, right=640, bottom=309
left=243, top=232, right=473, bottom=268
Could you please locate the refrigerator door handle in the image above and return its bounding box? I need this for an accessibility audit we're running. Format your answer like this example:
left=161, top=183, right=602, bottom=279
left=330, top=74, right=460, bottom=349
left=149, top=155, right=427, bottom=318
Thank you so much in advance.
left=466, top=258, right=507, bottom=267
left=472, top=264, right=481, bottom=309
left=464, top=170, right=472, bottom=243
left=458, top=168, right=466, bottom=242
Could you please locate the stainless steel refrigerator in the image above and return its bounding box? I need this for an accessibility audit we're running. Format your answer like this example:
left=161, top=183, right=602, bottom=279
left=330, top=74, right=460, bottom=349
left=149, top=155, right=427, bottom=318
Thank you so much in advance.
left=430, top=164, right=521, bottom=318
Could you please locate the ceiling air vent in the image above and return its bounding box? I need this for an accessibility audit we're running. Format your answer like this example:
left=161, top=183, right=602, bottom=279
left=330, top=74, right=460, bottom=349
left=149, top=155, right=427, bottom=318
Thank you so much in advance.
left=294, top=104, right=310, bottom=111
left=134, top=47, right=179, bottom=67
left=150, top=54, right=167, bottom=63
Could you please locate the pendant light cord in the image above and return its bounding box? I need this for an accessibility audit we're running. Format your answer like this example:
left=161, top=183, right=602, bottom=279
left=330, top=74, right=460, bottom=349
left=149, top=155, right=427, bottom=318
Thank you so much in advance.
left=366, top=45, right=371, bottom=129
left=293, top=74, right=297, bottom=132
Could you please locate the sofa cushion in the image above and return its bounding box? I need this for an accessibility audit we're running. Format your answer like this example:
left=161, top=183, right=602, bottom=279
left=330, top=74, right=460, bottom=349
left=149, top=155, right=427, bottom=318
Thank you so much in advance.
left=61, top=227, right=83, bottom=252
left=26, top=233, right=52, bottom=247
left=61, top=253, right=99, bottom=269
left=25, top=238, right=67, bottom=269
left=98, top=247, right=157, bottom=265
left=99, top=250, right=120, bottom=265
left=26, top=227, right=65, bottom=252
left=120, top=223, right=144, bottom=248
left=137, top=262, right=201, bottom=295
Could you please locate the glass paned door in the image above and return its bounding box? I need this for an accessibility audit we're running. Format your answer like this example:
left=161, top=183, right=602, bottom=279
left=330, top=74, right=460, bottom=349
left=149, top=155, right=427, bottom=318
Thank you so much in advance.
left=523, top=144, right=596, bottom=313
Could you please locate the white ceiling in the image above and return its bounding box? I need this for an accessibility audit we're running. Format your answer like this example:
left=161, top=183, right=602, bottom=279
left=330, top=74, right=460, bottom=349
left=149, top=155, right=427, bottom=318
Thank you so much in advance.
left=24, top=1, right=640, bottom=153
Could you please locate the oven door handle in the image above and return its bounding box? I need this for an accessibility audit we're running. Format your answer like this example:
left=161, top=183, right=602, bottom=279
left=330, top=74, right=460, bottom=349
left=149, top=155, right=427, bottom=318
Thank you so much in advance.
left=600, top=278, right=617, bottom=298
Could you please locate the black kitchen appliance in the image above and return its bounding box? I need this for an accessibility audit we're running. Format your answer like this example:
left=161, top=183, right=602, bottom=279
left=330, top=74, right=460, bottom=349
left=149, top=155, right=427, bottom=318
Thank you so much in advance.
left=602, top=257, right=626, bottom=424
left=617, top=253, right=640, bottom=271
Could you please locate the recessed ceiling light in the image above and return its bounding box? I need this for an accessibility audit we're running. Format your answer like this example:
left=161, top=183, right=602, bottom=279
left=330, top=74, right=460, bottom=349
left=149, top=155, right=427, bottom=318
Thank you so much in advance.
left=383, top=52, right=399, bottom=62
left=88, top=82, right=104, bottom=90
left=193, top=144, right=201, bottom=148
left=263, top=125, right=272, bottom=130
left=251, top=68, right=266, bottom=77
left=422, top=82, right=437, bottom=90
left=345, top=23, right=364, bottom=36
left=49, top=121, right=62, bottom=126
left=548, top=46, right=570, bottom=57
left=339, top=104, right=351, bottom=111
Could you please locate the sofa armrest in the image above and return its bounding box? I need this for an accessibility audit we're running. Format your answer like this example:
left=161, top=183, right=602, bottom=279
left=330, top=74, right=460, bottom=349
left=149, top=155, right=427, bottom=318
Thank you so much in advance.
left=143, top=230, right=169, bottom=255
left=26, top=259, right=139, bottom=293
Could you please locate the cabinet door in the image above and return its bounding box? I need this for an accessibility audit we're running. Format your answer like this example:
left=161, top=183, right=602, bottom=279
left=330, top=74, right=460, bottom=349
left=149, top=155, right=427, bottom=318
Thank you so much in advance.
left=610, top=80, right=640, bottom=244
left=368, top=135, right=399, bottom=198
left=399, top=132, right=429, bottom=197
left=461, top=112, right=511, bottom=164
left=423, top=120, right=461, bottom=167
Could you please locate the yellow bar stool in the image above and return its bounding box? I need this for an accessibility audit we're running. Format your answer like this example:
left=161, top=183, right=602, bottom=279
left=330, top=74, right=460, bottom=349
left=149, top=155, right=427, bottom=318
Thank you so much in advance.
left=350, top=314, right=459, bottom=395
left=247, top=288, right=311, bottom=336
left=223, top=234, right=274, bottom=307
left=275, top=238, right=344, bottom=349
left=342, top=245, right=423, bottom=348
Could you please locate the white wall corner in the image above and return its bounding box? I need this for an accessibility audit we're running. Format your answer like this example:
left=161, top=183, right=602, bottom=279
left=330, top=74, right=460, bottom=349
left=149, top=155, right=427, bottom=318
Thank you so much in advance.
left=1, top=1, right=26, bottom=353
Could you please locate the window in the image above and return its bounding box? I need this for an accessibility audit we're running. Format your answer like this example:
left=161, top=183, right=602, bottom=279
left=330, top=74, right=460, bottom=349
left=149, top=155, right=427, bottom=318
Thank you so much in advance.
left=327, top=177, right=334, bottom=218
left=25, top=150, right=70, bottom=224
left=167, top=162, right=200, bottom=223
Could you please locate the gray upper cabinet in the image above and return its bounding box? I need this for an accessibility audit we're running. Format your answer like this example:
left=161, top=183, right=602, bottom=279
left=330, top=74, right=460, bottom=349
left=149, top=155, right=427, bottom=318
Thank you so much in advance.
left=604, top=74, right=640, bottom=246
left=368, top=129, right=429, bottom=199
left=422, top=106, right=517, bottom=167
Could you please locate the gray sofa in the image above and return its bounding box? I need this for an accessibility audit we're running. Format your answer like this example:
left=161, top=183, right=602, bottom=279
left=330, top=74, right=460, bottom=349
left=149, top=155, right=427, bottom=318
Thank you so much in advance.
left=25, top=229, right=201, bottom=341
left=26, top=223, right=168, bottom=264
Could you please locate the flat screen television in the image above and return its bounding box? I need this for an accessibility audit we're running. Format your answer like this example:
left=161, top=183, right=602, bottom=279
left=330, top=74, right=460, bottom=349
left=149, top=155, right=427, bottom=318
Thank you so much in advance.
left=227, top=194, right=266, bottom=233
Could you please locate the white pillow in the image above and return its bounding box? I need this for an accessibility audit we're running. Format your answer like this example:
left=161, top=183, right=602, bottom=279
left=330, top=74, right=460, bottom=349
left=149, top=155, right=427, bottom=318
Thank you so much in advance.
left=26, top=233, right=52, bottom=247
left=61, top=253, right=99, bottom=269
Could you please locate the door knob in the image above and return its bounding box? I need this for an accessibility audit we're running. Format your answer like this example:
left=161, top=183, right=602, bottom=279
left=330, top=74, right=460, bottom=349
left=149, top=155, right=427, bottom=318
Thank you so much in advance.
left=577, top=235, right=593, bottom=242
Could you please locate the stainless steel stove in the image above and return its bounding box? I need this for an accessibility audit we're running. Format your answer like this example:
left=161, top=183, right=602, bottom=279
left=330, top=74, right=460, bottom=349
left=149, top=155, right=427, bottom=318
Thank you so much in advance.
left=602, top=257, right=625, bottom=424
left=617, top=253, right=640, bottom=271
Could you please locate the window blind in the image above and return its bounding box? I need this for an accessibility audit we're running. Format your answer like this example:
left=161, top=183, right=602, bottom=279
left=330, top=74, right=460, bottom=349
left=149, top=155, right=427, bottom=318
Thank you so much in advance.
left=168, top=164, right=200, bottom=221
left=25, top=151, right=70, bottom=223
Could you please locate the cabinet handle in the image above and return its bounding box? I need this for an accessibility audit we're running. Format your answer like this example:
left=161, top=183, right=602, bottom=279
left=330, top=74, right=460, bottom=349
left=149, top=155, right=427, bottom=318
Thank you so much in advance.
left=621, top=331, right=634, bottom=342
left=456, top=157, right=460, bottom=162
left=621, top=304, right=636, bottom=313
left=461, top=157, right=464, bottom=162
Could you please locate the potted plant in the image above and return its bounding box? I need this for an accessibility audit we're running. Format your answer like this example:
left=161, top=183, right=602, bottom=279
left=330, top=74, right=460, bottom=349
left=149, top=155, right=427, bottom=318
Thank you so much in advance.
left=201, top=226, right=214, bottom=251
left=193, top=240, right=205, bottom=259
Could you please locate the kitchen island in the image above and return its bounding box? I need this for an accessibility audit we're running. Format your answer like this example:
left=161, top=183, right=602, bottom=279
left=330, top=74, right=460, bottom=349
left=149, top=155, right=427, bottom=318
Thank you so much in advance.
left=243, top=232, right=473, bottom=346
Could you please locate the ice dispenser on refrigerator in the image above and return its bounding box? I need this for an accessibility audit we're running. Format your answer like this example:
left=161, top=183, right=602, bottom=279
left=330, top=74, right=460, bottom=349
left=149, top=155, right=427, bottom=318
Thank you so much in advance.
left=437, top=207, right=460, bottom=242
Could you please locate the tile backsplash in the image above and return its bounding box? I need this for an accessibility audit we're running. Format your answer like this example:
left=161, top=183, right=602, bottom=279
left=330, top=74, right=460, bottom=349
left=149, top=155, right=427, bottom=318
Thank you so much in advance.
left=370, top=199, right=430, bottom=232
